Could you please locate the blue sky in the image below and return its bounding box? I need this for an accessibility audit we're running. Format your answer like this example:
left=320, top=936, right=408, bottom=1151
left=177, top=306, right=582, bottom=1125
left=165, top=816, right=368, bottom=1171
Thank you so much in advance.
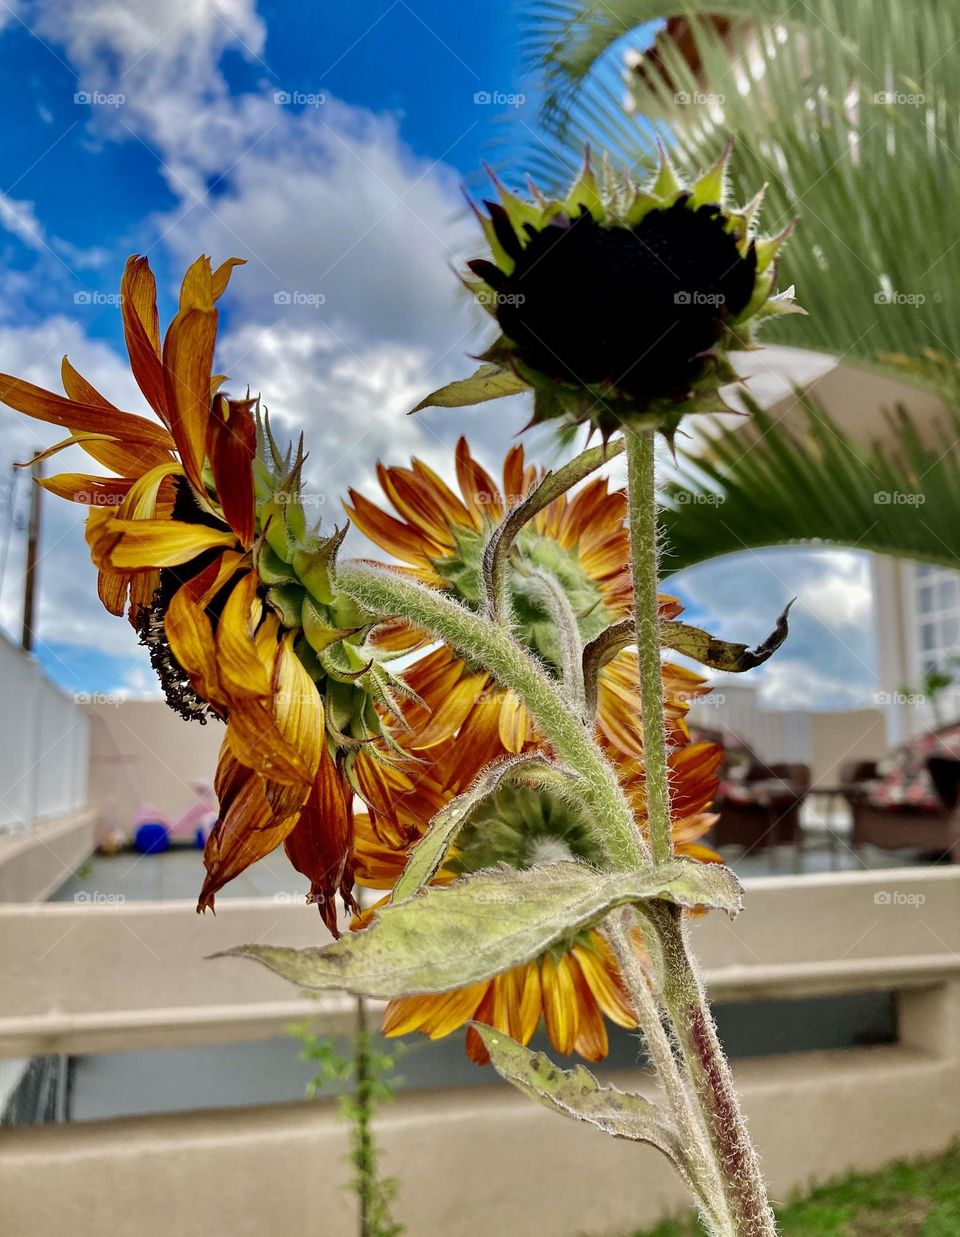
left=0, top=0, right=877, bottom=709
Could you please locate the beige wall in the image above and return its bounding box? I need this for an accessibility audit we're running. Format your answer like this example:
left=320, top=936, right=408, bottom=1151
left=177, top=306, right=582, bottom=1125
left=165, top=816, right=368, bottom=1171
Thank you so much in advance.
left=808, top=708, right=888, bottom=784
left=4, top=870, right=960, bottom=1234
left=83, top=700, right=223, bottom=838
left=0, top=811, right=95, bottom=903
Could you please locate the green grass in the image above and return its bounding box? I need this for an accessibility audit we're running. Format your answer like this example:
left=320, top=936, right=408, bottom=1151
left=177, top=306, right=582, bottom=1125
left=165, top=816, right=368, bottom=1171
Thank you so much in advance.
left=633, top=1144, right=960, bottom=1235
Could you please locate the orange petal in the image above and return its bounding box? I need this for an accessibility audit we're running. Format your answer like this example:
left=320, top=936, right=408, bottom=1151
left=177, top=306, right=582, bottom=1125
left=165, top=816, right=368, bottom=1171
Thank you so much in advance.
left=211, top=257, right=246, bottom=301
left=0, top=372, right=174, bottom=450
left=38, top=473, right=133, bottom=505
left=225, top=633, right=324, bottom=790
left=465, top=984, right=497, bottom=1064
left=418, top=982, right=489, bottom=1039
left=454, top=436, right=502, bottom=525
left=198, top=738, right=301, bottom=911
left=569, top=953, right=609, bottom=1061
left=540, top=954, right=579, bottom=1055
left=162, top=258, right=217, bottom=492
left=283, top=744, right=355, bottom=937
left=121, top=255, right=168, bottom=424
left=573, top=936, right=636, bottom=1029
left=90, top=518, right=236, bottom=570
left=497, top=690, right=530, bottom=753
left=345, top=487, right=447, bottom=565
left=207, top=394, right=256, bottom=546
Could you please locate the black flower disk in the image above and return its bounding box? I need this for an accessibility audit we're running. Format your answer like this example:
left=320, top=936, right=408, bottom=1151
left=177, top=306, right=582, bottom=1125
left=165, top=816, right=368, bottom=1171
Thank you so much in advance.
left=413, top=147, right=800, bottom=436
left=470, top=198, right=757, bottom=412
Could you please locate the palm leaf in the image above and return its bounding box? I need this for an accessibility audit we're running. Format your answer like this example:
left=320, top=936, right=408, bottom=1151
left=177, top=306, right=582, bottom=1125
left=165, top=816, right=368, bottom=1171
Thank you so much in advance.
left=522, top=0, right=960, bottom=404
left=659, top=395, right=960, bottom=574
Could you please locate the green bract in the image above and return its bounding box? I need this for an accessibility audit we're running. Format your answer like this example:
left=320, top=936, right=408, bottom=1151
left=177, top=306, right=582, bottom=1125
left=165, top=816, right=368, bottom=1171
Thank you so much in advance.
left=252, top=415, right=413, bottom=775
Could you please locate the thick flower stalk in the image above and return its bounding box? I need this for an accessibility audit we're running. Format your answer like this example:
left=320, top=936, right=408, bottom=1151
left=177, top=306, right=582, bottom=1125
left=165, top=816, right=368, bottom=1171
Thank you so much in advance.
left=0, top=256, right=408, bottom=934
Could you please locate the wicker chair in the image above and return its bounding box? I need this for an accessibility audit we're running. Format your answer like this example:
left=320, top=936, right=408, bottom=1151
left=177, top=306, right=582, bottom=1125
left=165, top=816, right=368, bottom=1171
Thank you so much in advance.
left=709, top=760, right=811, bottom=853
left=840, top=756, right=960, bottom=862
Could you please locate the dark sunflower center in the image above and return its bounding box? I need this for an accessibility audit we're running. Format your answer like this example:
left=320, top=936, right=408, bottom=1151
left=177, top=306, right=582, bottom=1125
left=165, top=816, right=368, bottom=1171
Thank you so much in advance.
left=481, top=199, right=757, bottom=407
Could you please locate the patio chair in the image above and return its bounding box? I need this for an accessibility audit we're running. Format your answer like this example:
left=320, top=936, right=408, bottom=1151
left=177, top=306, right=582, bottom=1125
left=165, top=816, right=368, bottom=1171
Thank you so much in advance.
left=840, top=755, right=960, bottom=862
left=709, top=759, right=811, bottom=853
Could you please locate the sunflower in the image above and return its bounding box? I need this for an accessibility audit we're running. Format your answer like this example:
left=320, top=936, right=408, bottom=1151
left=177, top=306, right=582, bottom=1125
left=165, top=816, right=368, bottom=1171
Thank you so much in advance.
left=0, top=255, right=405, bottom=931
left=346, top=436, right=705, bottom=757
left=353, top=698, right=723, bottom=1064
left=414, top=144, right=802, bottom=441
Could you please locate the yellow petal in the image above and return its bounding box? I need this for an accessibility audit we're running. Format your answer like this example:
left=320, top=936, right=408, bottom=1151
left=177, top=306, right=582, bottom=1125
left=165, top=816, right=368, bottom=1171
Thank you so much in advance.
left=91, top=518, right=236, bottom=570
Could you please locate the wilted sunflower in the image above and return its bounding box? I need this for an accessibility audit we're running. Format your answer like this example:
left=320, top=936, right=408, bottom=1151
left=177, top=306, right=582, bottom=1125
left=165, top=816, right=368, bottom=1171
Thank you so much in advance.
left=346, top=436, right=706, bottom=756
left=353, top=700, right=723, bottom=1063
left=415, top=144, right=801, bottom=440
left=0, top=255, right=407, bottom=932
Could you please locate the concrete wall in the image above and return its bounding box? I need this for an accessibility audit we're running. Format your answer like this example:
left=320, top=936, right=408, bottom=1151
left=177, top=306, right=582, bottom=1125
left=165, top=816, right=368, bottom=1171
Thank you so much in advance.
left=83, top=699, right=223, bottom=838
left=3, top=868, right=960, bottom=1236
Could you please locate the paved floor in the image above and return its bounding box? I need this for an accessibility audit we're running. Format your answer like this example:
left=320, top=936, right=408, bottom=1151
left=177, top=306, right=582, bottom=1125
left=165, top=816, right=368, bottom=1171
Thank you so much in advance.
left=49, top=821, right=921, bottom=906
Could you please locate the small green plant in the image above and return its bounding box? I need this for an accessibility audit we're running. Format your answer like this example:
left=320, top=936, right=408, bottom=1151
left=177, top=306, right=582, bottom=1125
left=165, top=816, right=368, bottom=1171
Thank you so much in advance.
left=294, top=998, right=405, bottom=1237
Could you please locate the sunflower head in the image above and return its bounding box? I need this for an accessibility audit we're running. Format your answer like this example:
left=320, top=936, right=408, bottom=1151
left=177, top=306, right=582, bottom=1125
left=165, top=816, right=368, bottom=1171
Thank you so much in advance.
left=416, top=142, right=802, bottom=441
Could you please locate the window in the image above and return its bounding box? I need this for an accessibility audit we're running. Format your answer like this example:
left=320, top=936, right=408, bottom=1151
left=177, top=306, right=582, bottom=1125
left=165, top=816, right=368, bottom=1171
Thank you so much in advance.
left=912, top=564, right=960, bottom=676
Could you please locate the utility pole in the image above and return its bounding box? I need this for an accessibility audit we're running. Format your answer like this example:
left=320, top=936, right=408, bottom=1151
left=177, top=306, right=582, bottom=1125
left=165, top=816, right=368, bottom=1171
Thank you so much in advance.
left=20, top=453, right=42, bottom=653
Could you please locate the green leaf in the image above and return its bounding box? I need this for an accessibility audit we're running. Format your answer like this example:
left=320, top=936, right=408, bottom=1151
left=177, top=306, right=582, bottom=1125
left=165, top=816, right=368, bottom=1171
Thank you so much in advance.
left=217, top=859, right=742, bottom=999
left=661, top=603, right=794, bottom=672
left=475, top=1024, right=680, bottom=1149
left=660, top=397, right=960, bottom=572
left=391, top=753, right=570, bottom=903
left=409, top=363, right=528, bottom=413
left=474, top=1026, right=717, bottom=1213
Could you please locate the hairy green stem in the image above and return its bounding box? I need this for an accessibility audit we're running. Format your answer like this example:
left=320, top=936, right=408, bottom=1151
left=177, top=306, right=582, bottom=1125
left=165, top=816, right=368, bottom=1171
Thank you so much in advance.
left=483, top=438, right=625, bottom=621
left=625, top=430, right=776, bottom=1235
left=338, top=561, right=647, bottom=872
left=606, top=910, right=730, bottom=1234
left=625, top=430, right=673, bottom=865
left=355, top=996, right=373, bottom=1237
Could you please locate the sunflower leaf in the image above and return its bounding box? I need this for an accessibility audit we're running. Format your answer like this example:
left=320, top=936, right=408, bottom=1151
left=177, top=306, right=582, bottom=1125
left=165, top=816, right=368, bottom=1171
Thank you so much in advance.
left=217, top=858, right=742, bottom=999
left=391, top=752, right=571, bottom=903
left=661, top=603, right=794, bottom=672
left=474, top=1024, right=683, bottom=1151
left=409, top=363, right=527, bottom=414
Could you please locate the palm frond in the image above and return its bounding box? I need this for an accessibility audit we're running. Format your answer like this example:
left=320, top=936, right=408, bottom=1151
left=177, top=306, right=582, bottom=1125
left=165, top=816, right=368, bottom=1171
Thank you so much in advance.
left=659, top=395, right=960, bottom=574
left=522, top=0, right=960, bottom=403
